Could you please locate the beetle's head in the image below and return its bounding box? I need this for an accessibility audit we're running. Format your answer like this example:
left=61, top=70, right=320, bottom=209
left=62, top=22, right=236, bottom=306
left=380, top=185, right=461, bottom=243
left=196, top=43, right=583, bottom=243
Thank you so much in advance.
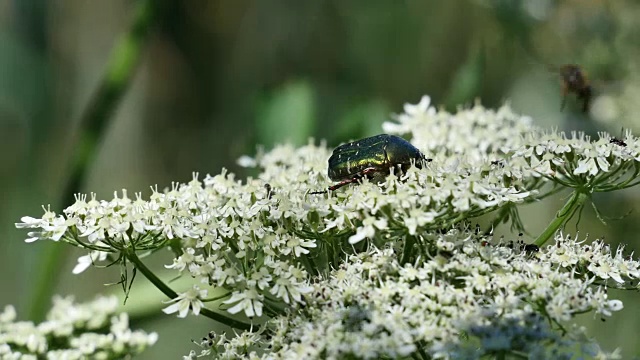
left=413, top=150, right=432, bottom=169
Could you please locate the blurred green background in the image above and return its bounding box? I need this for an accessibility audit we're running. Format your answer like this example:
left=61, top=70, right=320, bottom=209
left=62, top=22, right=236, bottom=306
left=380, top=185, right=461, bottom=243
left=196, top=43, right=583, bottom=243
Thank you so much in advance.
left=2, top=0, right=640, bottom=358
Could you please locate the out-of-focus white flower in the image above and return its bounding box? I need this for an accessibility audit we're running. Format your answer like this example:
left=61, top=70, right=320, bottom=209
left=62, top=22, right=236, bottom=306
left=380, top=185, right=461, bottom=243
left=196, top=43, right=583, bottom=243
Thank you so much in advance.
left=72, top=250, right=109, bottom=274
left=0, top=296, right=156, bottom=358
left=237, top=155, right=258, bottom=168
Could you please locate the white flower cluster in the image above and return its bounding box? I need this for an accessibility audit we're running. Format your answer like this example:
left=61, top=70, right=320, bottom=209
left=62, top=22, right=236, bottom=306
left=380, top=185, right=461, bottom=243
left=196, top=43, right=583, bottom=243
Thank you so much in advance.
left=201, top=230, right=633, bottom=359
left=383, top=96, right=535, bottom=162
left=16, top=99, right=546, bottom=320
left=15, top=95, right=640, bottom=358
left=385, top=96, right=640, bottom=191
left=515, top=130, right=640, bottom=190
left=0, top=296, right=157, bottom=359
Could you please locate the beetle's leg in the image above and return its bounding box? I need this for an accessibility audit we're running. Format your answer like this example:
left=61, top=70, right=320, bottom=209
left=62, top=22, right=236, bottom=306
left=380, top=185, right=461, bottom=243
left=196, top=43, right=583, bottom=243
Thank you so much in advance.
left=310, top=178, right=357, bottom=194
left=311, top=167, right=382, bottom=194
left=327, top=167, right=379, bottom=191
left=327, top=178, right=359, bottom=191
left=360, top=167, right=382, bottom=180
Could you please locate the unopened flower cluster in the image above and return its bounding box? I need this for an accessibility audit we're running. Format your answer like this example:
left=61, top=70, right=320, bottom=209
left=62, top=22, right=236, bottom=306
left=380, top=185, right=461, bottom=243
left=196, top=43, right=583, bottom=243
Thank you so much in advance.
left=15, top=96, right=640, bottom=358
left=190, top=230, right=634, bottom=359
left=0, top=295, right=157, bottom=359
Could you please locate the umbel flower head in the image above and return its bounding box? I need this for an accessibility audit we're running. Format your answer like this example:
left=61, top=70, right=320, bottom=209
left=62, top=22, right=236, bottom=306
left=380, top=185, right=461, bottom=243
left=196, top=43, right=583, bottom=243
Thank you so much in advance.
left=212, top=230, right=631, bottom=360
left=0, top=296, right=157, bottom=359
left=15, top=96, right=640, bottom=359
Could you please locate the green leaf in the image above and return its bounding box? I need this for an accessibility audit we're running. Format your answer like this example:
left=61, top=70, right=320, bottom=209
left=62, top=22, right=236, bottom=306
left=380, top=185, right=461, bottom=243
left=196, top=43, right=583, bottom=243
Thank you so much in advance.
left=443, top=44, right=485, bottom=109
left=256, top=80, right=316, bottom=147
left=333, top=100, right=391, bottom=144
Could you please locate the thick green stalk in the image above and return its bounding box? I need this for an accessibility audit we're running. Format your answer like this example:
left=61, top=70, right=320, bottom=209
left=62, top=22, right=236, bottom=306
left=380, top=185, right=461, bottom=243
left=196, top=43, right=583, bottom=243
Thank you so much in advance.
left=125, top=250, right=252, bottom=331
left=533, top=190, right=589, bottom=247
left=28, top=0, right=156, bottom=321
left=400, top=236, right=416, bottom=265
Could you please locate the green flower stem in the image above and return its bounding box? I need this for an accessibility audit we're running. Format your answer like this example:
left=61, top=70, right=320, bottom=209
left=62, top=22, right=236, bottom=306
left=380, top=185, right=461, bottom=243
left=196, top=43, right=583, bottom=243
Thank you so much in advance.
left=400, top=236, right=416, bottom=264
left=533, top=190, right=589, bottom=247
left=125, top=250, right=253, bottom=331
left=28, top=0, right=156, bottom=322
left=202, top=291, right=232, bottom=303
left=62, top=0, right=155, bottom=207
left=486, top=205, right=511, bottom=234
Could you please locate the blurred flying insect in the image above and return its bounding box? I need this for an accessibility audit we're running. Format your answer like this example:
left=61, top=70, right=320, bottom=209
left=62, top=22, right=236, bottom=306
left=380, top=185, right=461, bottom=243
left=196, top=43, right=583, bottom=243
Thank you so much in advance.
left=311, top=134, right=430, bottom=194
left=553, top=64, right=593, bottom=113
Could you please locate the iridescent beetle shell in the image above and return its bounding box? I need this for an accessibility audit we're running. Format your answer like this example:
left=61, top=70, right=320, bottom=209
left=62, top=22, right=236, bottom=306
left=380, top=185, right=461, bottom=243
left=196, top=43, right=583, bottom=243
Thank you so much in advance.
left=313, top=134, right=429, bottom=193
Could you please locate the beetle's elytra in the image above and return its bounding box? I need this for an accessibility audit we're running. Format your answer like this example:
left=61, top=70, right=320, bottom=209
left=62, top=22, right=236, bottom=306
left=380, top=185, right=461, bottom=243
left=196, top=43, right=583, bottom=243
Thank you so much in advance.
left=312, top=134, right=429, bottom=194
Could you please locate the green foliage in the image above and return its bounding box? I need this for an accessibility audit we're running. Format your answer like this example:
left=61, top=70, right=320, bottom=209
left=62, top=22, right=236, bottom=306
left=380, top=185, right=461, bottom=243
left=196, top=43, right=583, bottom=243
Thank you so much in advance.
left=444, top=44, right=485, bottom=109
left=3, top=1, right=640, bottom=358
left=256, top=81, right=316, bottom=147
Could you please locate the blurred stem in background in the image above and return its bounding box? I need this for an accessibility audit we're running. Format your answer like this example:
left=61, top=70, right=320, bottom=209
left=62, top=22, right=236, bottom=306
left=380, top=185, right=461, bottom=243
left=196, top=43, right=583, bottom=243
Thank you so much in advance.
left=28, top=0, right=157, bottom=321
left=443, top=42, right=485, bottom=109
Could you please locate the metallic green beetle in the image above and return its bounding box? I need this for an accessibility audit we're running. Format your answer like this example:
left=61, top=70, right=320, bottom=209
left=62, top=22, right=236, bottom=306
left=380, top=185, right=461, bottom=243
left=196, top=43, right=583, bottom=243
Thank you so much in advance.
left=312, top=134, right=430, bottom=193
